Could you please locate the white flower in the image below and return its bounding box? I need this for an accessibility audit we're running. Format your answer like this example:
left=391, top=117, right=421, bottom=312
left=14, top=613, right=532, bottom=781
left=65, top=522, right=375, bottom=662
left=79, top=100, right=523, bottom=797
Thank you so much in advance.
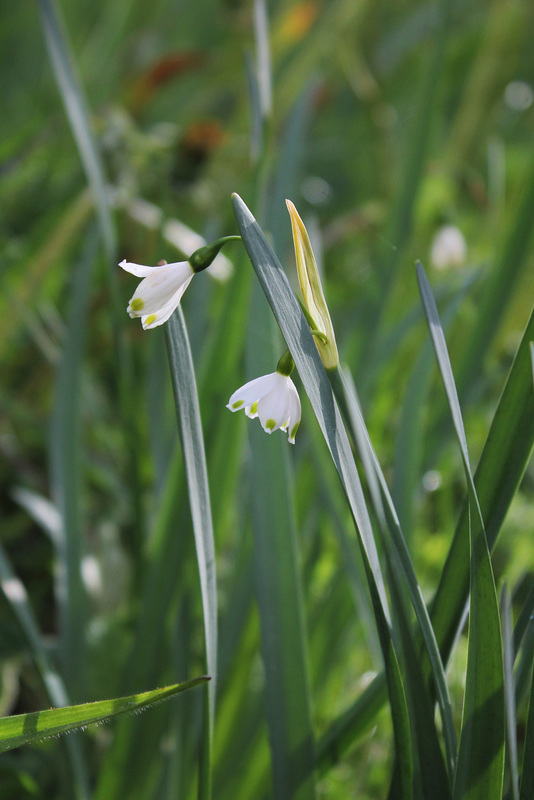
left=227, top=372, right=301, bottom=444
left=119, top=259, right=194, bottom=329
left=430, top=225, right=467, bottom=271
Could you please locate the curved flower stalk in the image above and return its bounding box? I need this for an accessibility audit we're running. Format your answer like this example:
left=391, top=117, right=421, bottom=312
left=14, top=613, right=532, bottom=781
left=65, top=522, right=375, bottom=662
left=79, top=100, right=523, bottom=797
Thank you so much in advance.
left=227, top=351, right=301, bottom=443
left=119, top=235, right=240, bottom=329
left=286, top=199, right=339, bottom=369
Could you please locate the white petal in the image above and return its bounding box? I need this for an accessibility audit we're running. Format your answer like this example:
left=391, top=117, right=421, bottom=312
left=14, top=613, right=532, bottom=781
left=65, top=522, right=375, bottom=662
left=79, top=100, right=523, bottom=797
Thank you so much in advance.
left=257, top=380, right=292, bottom=435
left=285, top=379, right=301, bottom=443
left=140, top=274, right=194, bottom=329
left=226, top=373, right=279, bottom=412
left=119, top=259, right=185, bottom=278
left=127, top=262, right=194, bottom=317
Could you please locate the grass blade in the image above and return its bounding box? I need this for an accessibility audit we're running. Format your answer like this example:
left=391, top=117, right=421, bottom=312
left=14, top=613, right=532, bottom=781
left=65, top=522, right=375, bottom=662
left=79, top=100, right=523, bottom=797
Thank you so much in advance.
left=519, top=623, right=534, bottom=800
left=431, top=307, right=534, bottom=664
left=316, top=298, right=534, bottom=775
left=332, top=366, right=456, bottom=784
left=49, top=234, right=96, bottom=701
left=253, top=0, right=272, bottom=121
left=392, top=282, right=473, bottom=537
left=166, top=307, right=217, bottom=797
left=416, top=262, right=505, bottom=800
left=0, top=542, right=90, bottom=799
left=37, top=0, right=115, bottom=261
left=0, top=679, right=208, bottom=754
left=454, top=142, right=534, bottom=404
left=500, top=584, right=519, bottom=800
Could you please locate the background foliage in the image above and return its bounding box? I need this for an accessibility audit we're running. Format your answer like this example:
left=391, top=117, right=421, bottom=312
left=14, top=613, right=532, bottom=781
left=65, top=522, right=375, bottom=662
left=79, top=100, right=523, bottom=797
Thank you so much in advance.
left=1, top=0, right=533, bottom=798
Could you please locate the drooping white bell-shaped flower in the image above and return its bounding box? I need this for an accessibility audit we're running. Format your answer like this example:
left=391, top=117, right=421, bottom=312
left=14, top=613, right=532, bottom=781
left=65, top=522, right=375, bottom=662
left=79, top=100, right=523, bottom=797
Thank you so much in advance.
left=119, top=259, right=194, bottom=330
left=119, top=235, right=241, bottom=330
left=227, top=370, right=301, bottom=444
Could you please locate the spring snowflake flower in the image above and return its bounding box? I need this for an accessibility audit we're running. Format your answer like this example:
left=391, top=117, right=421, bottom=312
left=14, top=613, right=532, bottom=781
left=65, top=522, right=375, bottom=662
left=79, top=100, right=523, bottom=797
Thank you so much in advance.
left=119, top=259, right=194, bottom=330
left=119, top=235, right=240, bottom=330
left=227, top=369, right=301, bottom=444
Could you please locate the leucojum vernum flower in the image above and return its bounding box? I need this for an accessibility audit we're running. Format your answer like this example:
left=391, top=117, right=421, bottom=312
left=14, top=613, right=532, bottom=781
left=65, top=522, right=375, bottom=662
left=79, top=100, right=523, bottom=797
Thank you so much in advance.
left=119, top=235, right=240, bottom=330
left=227, top=350, right=301, bottom=444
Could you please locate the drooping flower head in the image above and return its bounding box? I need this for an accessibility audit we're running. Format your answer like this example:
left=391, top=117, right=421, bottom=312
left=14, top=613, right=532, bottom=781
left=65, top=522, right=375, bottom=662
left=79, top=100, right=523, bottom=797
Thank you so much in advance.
left=119, top=259, right=194, bottom=329
left=227, top=351, right=301, bottom=444
left=286, top=199, right=338, bottom=369
left=119, top=235, right=240, bottom=330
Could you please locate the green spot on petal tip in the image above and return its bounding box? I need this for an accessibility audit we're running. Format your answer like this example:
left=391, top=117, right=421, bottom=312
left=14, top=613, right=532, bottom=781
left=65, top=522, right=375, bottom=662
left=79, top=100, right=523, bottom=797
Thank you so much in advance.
left=266, top=419, right=276, bottom=431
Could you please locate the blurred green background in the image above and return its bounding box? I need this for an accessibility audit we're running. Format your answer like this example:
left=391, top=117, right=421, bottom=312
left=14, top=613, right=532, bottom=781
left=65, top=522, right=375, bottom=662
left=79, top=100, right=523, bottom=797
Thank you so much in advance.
left=1, top=0, right=533, bottom=797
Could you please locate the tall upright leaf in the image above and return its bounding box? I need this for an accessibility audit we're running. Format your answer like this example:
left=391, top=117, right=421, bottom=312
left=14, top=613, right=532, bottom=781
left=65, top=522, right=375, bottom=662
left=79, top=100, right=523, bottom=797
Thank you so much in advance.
left=416, top=263, right=505, bottom=800
left=316, top=299, right=534, bottom=775
left=37, top=0, right=115, bottom=262
left=166, top=307, right=218, bottom=798
left=0, top=543, right=89, bottom=800
left=49, top=234, right=96, bottom=700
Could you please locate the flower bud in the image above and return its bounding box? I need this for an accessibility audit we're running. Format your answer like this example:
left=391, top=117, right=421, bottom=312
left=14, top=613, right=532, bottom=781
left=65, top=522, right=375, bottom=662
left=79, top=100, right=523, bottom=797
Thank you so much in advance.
left=286, top=200, right=338, bottom=369
left=188, top=235, right=241, bottom=273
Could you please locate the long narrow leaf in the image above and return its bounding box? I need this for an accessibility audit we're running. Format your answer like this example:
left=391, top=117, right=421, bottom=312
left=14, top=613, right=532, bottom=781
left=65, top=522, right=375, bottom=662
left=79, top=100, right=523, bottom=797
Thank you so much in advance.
left=0, top=678, right=208, bottom=755
left=519, top=624, right=534, bottom=800
left=49, top=234, right=96, bottom=700
left=332, top=366, right=456, bottom=781
left=316, top=299, right=534, bottom=776
left=416, top=262, right=505, bottom=800
left=500, top=584, right=519, bottom=800
left=166, top=307, right=218, bottom=798
left=37, top=0, right=115, bottom=261
left=0, top=543, right=90, bottom=799
left=454, top=159, right=534, bottom=400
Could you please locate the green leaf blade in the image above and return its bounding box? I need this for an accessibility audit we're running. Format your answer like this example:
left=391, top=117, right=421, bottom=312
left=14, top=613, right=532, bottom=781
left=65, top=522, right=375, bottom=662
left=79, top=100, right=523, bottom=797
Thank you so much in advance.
left=0, top=679, right=208, bottom=754
left=166, top=308, right=218, bottom=730
left=416, top=263, right=505, bottom=800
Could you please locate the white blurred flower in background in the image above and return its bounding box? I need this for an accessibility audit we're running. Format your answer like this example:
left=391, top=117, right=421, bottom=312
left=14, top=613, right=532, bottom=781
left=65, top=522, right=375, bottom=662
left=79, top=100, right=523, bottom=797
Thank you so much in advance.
left=430, top=225, right=467, bottom=271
